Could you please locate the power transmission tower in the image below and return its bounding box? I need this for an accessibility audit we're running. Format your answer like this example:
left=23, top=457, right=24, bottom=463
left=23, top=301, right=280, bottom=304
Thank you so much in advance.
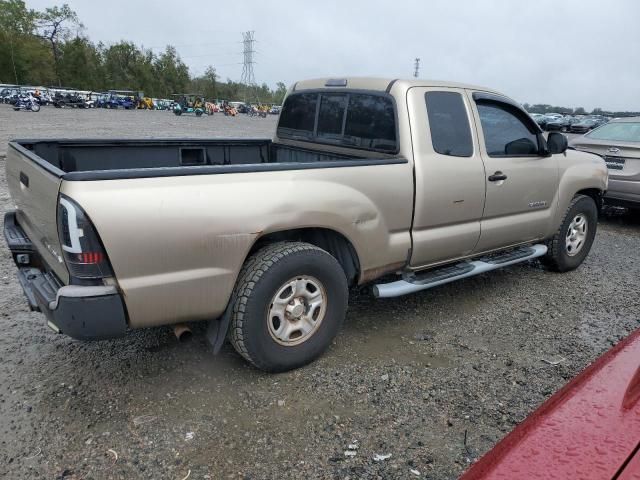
left=413, top=58, right=420, bottom=78
left=240, top=31, right=258, bottom=103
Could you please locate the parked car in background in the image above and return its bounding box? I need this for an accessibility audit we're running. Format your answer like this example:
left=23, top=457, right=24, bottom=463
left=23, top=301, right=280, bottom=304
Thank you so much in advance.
left=546, top=116, right=573, bottom=132
left=460, top=328, right=640, bottom=480
left=269, top=105, right=282, bottom=114
left=1, top=87, right=21, bottom=105
left=570, top=117, right=640, bottom=210
left=3, top=77, right=607, bottom=372
left=570, top=118, right=601, bottom=134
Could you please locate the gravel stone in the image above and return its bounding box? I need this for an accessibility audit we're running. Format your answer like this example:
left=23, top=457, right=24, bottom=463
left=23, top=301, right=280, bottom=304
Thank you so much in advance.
left=0, top=104, right=639, bottom=479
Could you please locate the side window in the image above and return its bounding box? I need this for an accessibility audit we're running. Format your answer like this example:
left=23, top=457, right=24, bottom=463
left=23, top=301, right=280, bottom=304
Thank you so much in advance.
left=477, top=103, right=540, bottom=156
left=425, top=91, right=473, bottom=157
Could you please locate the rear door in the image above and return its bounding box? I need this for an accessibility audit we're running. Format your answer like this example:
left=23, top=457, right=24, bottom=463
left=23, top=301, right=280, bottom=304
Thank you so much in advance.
left=468, top=92, right=559, bottom=252
left=407, top=87, right=486, bottom=267
left=5, top=143, right=68, bottom=283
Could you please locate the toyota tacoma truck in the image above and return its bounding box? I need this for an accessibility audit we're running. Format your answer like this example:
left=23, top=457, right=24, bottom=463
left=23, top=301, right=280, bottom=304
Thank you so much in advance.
left=3, top=77, right=608, bottom=372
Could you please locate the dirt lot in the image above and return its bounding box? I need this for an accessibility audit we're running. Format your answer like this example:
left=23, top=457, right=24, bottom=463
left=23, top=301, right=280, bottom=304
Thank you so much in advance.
left=0, top=105, right=638, bottom=480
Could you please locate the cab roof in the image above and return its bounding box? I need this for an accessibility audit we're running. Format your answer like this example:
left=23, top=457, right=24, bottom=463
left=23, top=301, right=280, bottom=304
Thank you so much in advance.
left=292, top=77, right=503, bottom=96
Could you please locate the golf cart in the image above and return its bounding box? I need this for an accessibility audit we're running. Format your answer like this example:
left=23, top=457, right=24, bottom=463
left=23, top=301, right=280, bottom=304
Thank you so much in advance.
left=108, top=90, right=137, bottom=109
left=51, top=88, right=90, bottom=108
left=172, top=93, right=206, bottom=116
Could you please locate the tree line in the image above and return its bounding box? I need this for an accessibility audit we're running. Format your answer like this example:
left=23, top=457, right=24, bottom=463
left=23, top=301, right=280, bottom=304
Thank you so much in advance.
left=0, top=0, right=288, bottom=103
left=523, top=103, right=639, bottom=118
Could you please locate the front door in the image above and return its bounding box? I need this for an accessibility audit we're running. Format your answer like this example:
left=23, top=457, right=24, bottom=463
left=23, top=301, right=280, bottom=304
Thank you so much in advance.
left=468, top=92, right=559, bottom=252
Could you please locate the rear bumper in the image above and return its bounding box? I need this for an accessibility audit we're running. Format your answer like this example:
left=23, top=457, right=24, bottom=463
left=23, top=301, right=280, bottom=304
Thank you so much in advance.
left=4, top=211, right=127, bottom=340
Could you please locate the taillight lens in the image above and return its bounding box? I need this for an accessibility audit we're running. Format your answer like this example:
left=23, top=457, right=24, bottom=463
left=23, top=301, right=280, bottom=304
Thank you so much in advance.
left=57, top=195, right=113, bottom=281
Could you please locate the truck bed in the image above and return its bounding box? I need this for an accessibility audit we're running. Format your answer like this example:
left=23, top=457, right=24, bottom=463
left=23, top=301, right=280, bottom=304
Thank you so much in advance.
left=11, top=139, right=375, bottom=181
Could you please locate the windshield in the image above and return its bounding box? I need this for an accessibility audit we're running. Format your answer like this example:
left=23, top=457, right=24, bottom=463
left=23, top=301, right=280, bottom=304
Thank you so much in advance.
left=586, top=122, right=640, bottom=142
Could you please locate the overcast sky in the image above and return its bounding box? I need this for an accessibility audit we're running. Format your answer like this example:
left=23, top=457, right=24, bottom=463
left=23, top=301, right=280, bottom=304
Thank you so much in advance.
left=28, top=0, right=640, bottom=111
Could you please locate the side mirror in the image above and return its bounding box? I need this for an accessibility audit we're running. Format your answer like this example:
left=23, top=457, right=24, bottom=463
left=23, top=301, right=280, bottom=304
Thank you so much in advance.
left=547, top=132, right=568, bottom=154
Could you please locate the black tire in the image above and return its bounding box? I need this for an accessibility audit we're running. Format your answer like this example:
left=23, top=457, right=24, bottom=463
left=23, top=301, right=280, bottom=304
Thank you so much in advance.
left=542, top=195, right=598, bottom=272
left=229, top=242, right=348, bottom=372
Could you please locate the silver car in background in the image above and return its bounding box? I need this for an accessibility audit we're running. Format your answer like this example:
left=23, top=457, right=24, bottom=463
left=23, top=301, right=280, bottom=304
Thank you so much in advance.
left=570, top=117, right=640, bottom=211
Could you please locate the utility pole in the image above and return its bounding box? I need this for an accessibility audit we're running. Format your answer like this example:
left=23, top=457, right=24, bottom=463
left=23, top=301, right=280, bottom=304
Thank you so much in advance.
left=413, top=58, right=420, bottom=78
left=240, top=31, right=257, bottom=103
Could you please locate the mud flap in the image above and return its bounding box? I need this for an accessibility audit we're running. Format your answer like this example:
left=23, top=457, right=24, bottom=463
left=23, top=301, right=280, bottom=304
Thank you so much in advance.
left=206, top=304, right=233, bottom=354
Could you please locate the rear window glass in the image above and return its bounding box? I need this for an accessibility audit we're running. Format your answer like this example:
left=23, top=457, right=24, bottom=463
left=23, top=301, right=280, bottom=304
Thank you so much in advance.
left=586, top=122, right=640, bottom=142
left=278, top=92, right=397, bottom=153
left=278, top=93, right=317, bottom=137
left=317, top=94, right=347, bottom=137
left=425, top=91, right=473, bottom=157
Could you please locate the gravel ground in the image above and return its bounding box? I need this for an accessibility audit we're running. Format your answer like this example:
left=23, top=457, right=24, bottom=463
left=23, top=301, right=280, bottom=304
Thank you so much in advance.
left=0, top=104, right=639, bottom=480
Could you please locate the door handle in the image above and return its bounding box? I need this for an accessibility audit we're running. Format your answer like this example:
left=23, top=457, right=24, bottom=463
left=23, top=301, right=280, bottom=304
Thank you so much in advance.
left=19, top=171, right=29, bottom=187
left=488, top=171, right=507, bottom=182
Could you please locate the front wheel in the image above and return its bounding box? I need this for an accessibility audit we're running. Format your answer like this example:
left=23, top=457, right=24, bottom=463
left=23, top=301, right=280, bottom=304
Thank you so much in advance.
left=542, top=195, right=598, bottom=272
left=31, top=103, right=40, bottom=112
left=229, top=242, right=348, bottom=372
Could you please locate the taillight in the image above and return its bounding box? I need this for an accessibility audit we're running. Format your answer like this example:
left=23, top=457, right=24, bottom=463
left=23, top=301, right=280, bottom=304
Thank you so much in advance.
left=57, top=194, right=113, bottom=281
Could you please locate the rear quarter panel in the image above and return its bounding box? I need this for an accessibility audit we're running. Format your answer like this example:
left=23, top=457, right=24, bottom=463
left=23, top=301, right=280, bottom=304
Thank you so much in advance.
left=60, top=163, right=413, bottom=328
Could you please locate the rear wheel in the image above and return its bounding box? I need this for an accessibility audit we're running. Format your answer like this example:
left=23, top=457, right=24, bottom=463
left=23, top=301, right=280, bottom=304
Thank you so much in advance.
left=542, top=195, right=597, bottom=272
left=229, top=242, right=348, bottom=372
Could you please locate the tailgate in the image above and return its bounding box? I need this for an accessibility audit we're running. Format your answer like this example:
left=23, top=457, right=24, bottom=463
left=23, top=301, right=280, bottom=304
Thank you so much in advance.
left=6, top=143, right=69, bottom=283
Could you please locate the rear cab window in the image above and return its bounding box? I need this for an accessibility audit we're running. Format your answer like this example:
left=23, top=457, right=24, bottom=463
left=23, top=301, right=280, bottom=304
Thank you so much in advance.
left=277, top=91, right=398, bottom=154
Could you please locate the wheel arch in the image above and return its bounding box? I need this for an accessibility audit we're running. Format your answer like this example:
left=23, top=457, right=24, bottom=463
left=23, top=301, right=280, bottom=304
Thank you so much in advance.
left=576, top=188, right=604, bottom=213
left=248, top=227, right=361, bottom=286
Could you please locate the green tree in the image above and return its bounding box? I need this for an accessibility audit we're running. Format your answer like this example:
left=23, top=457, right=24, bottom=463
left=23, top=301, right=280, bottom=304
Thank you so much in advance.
left=36, top=3, right=82, bottom=86
left=58, top=36, right=104, bottom=90
left=102, top=41, right=150, bottom=91
left=574, top=107, right=586, bottom=115
left=153, top=46, right=189, bottom=97
left=274, top=81, right=287, bottom=104
left=0, top=0, right=44, bottom=84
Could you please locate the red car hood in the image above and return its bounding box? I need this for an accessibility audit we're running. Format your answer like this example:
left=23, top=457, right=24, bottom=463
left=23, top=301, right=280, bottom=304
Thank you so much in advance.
left=461, top=329, right=640, bottom=480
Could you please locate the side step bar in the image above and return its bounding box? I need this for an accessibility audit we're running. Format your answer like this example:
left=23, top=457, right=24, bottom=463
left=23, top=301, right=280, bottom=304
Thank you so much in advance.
left=373, top=244, right=547, bottom=298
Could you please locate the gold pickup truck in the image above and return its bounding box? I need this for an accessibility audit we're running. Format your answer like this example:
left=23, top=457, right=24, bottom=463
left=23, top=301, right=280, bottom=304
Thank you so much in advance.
left=3, top=77, right=608, bottom=371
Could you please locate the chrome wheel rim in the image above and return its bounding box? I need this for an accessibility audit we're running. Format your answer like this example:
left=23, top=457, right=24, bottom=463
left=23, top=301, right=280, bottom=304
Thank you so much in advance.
left=267, top=276, right=327, bottom=346
left=566, top=214, right=588, bottom=256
